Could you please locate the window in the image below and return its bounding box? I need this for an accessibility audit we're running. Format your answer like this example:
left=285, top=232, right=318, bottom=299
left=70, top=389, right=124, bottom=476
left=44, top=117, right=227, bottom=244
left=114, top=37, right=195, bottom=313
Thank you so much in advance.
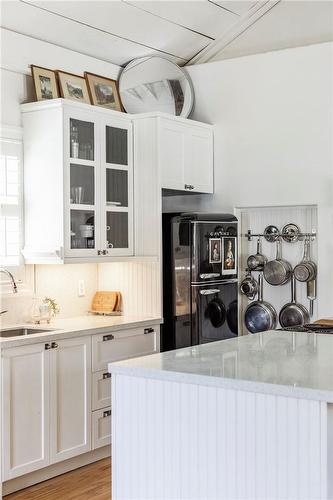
left=0, top=128, right=29, bottom=289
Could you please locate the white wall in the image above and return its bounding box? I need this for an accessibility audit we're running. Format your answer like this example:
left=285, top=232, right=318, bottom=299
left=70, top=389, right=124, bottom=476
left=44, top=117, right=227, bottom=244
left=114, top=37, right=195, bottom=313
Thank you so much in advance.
left=164, top=42, right=333, bottom=317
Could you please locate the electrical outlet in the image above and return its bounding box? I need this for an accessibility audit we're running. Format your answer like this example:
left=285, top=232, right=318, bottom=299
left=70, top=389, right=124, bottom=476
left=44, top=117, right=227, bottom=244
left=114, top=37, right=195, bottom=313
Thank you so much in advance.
left=78, top=280, right=85, bottom=297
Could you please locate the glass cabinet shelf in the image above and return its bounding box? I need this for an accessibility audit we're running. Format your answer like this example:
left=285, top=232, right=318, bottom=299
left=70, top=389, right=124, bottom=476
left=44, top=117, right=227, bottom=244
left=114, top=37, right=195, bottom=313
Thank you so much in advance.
left=70, top=119, right=94, bottom=161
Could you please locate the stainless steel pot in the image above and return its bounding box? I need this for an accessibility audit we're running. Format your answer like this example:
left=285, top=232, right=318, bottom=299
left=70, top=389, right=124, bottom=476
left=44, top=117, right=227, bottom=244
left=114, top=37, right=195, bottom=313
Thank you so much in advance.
left=247, top=237, right=267, bottom=271
left=240, top=271, right=258, bottom=300
left=263, top=237, right=292, bottom=286
left=244, top=274, right=277, bottom=333
left=294, top=236, right=317, bottom=282
left=279, top=274, right=310, bottom=328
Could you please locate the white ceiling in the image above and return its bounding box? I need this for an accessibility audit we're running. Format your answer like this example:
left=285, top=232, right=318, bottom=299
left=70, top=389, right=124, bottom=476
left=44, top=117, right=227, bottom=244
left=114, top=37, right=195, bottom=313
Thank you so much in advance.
left=1, top=0, right=332, bottom=68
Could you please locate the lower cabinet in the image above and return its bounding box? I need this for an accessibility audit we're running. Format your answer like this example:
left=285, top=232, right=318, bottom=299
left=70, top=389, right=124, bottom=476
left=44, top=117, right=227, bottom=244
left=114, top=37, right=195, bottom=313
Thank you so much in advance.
left=2, top=324, right=160, bottom=481
left=50, top=337, right=91, bottom=463
left=2, top=336, right=91, bottom=480
left=92, top=407, right=112, bottom=449
left=2, top=343, right=50, bottom=480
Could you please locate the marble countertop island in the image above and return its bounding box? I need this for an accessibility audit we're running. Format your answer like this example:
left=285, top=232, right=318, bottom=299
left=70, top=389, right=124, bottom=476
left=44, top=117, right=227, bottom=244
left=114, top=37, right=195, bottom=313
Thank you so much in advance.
left=110, top=331, right=333, bottom=499
left=110, top=330, right=333, bottom=402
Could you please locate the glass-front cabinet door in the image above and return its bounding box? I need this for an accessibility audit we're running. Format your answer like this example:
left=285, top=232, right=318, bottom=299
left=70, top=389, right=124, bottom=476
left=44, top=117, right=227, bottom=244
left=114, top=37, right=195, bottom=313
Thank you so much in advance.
left=101, top=120, right=133, bottom=256
left=65, top=112, right=100, bottom=257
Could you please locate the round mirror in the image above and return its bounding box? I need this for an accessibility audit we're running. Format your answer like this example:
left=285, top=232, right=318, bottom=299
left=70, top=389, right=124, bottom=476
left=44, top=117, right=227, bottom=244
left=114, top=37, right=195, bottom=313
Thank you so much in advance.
left=119, top=56, right=194, bottom=118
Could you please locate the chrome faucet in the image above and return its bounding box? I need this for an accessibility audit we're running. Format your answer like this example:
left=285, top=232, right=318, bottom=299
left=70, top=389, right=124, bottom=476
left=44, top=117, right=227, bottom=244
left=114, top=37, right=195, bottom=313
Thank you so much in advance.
left=0, top=268, right=18, bottom=293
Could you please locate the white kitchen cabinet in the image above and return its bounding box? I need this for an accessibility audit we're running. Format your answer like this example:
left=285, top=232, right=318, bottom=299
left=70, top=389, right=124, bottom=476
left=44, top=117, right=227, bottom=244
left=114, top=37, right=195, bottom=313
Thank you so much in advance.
left=2, top=344, right=50, bottom=480
left=92, top=407, right=112, bottom=450
left=92, top=370, right=111, bottom=411
left=21, top=99, right=133, bottom=263
left=50, top=337, right=91, bottom=463
left=2, top=337, right=91, bottom=480
left=159, top=116, right=213, bottom=193
left=92, top=325, right=159, bottom=372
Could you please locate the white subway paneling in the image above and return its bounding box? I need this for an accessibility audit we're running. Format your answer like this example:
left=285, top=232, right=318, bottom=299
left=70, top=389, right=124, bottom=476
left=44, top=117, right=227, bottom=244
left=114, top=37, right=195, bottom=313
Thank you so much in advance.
left=112, top=374, right=329, bottom=500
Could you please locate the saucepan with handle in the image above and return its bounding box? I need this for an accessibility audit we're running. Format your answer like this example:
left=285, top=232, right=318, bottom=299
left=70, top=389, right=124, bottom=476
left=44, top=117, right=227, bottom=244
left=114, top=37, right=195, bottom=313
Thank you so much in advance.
left=294, top=236, right=317, bottom=283
left=264, top=237, right=292, bottom=286
left=279, top=274, right=310, bottom=328
left=247, top=237, right=267, bottom=271
left=244, top=274, right=277, bottom=333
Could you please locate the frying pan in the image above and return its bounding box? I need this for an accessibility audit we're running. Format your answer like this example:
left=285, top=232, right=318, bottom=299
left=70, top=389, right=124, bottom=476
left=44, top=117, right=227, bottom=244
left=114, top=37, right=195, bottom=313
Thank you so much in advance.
left=294, top=236, right=317, bottom=283
left=247, top=237, right=267, bottom=271
left=203, top=291, right=226, bottom=328
left=244, top=274, right=277, bottom=333
left=263, top=237, right=292, bottom=286
left=279, top=274, right=310, bottom=328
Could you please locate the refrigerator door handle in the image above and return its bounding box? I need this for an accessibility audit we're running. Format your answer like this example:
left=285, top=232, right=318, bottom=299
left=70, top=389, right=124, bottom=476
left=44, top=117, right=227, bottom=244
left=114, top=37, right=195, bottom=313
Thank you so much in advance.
left=200, top=273, right=220, bottom=279
left=200, top=289, right=220, bottom=295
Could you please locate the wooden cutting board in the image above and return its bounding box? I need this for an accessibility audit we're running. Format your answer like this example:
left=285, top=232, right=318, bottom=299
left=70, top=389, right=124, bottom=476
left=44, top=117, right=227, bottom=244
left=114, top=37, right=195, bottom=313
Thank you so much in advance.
left=91, top=291, right=121, bottom=313
left=314, top=318, right=333, bottom=326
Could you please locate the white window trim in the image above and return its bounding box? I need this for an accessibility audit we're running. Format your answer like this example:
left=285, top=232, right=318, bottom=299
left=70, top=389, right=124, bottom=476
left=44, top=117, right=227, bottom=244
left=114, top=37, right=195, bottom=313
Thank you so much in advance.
left=0, top=124, right=34, bottom=295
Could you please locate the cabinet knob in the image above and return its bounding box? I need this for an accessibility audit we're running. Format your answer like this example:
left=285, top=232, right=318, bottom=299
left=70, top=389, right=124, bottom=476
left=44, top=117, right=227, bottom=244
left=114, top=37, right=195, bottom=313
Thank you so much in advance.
left=144, top=327, right=155, bottom=335
left=45, top=343, right=51, bottom=350
left=103, top=410, right=112, bottom=418
left=51, top=342, right=58, bottom=349
left=102, top=250, right=108, bottom=255
left=103, top=372, right=112, bottom=380
left=98, top=250, right=102, bottom=256
left=184, top=184, right=195, bottom=190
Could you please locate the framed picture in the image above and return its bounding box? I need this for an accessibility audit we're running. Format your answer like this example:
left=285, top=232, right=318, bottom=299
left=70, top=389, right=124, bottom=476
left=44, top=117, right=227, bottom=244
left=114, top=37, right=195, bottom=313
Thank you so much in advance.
left=209, top=238, right=221, bottom=264
left=31, top=65, right=59, bottom=101
left=57, top=71, right=90, bottom=104
left=222, top=237, right=237, bottom=275
left=85, top=72, right=122, bottom=111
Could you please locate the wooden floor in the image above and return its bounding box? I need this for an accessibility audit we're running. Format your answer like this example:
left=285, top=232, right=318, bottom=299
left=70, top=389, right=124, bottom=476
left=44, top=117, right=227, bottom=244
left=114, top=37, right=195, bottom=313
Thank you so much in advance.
left=4, top=458, right=111, bottom=500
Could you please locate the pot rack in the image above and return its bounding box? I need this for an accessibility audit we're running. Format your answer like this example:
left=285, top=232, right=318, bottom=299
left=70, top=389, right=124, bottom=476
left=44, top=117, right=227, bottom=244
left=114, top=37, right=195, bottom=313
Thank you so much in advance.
left=244, top=229, right=317, bottom=242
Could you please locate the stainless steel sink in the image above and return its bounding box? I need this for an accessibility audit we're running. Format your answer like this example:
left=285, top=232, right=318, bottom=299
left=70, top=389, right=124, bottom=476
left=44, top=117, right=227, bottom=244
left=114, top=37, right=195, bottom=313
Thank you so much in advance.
left=0, top=327, right=55, bottom=338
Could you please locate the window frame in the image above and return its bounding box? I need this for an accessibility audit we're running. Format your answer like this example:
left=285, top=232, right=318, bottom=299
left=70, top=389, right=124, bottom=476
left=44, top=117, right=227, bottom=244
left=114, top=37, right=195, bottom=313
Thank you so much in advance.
left=0, top=125, right=33, bottom=295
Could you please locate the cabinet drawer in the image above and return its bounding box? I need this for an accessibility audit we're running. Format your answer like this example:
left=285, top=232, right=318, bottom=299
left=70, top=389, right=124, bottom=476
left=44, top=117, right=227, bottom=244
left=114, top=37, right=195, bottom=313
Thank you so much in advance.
left=92, top=407, right=111, bottom=450
left=92, top=371, right=111, bottom=411
left=92, top=326, right=158, bottom=372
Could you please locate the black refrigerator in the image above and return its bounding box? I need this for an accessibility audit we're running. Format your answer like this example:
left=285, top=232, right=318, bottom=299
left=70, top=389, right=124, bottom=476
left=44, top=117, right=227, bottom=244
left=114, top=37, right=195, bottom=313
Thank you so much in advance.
left=161, top=213, right=238, bottom=352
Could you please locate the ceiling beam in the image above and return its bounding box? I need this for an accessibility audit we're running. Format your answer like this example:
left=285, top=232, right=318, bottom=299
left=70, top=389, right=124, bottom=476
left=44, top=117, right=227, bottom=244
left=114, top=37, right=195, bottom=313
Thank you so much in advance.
left=186, top=0, right=281, bottom=65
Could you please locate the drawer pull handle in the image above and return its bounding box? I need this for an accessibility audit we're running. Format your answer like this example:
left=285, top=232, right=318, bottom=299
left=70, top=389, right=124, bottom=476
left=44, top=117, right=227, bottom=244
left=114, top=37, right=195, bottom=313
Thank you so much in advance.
left=51, top=342, right=58, bottom=349
left=45, top=343, right=51, bottom=350
left=103, top=410, right=111, bottom=418
left=103, top=372, right=111, bottom=380
left=144, top=327, right=155, bottom=335
left=103, top=334, right=114, bottom=341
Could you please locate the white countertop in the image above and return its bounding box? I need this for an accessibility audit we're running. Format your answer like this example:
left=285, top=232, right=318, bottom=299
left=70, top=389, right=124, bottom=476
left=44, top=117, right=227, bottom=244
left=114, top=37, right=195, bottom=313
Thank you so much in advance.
left=0, top=314, right=162, bottom=348
left=109, top=331, right=333, bottom=402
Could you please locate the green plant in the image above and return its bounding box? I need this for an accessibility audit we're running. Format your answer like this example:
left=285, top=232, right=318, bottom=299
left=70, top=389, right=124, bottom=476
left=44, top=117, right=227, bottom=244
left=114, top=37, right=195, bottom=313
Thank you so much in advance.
left=43, top=297, right=60, bottom=316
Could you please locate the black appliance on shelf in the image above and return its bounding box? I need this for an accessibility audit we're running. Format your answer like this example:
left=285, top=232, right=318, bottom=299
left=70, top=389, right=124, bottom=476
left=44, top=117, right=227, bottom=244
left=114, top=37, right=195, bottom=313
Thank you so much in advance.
left=161, top=213, right=238, bottom=352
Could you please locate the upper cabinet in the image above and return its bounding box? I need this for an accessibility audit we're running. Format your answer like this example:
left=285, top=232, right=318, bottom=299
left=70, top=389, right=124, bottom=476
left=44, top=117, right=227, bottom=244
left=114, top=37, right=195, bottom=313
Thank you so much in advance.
left=159, top=116, right=213, bottom=194
left=21, top=100, right=214, bottom=264
left=22, top=100, right=133, bottom=263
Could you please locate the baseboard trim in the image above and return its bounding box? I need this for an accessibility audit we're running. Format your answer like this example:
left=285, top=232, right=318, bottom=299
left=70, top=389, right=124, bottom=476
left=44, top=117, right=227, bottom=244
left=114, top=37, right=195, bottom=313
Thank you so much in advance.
left=3, top=446, right=111, bottom=495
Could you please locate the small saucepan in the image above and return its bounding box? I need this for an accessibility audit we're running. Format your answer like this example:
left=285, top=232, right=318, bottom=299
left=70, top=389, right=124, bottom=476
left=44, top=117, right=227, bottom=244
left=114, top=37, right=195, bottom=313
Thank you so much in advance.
left=240, top=271, right=258, bottom=300
left=294, top=236, right=317, bottom=283
left=279, top=274, right=310, bottom=328
left=244, top=274, right=277, bottom=333
left=263, top=237, right=292, bottom=286
left=247, top=237, right=267, bottom=271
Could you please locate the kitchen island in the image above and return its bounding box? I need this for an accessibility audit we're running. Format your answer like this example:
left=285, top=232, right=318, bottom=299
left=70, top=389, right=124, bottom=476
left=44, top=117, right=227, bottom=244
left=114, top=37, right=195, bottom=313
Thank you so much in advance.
left=109, top=331, right=333, bottom=500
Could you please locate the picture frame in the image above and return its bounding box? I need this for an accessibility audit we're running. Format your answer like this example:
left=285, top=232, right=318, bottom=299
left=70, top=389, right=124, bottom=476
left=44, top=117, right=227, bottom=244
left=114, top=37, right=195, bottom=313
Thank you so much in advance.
left=85, top=72, right=123, bottom=111
left=209, top=238, right=222, bottom=264
left=57, top=71, right=90, bottom=104
left=222, top=236, right=237, bottom=275
left=31, top=65, right=59, bottom=101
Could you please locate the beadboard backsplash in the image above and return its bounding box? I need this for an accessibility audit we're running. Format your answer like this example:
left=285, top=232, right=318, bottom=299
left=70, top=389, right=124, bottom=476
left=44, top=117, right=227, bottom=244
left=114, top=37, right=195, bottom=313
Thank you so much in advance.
left=98, top=261, right=161, bottom=318
left=236, top=205, right=318, bottom=334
